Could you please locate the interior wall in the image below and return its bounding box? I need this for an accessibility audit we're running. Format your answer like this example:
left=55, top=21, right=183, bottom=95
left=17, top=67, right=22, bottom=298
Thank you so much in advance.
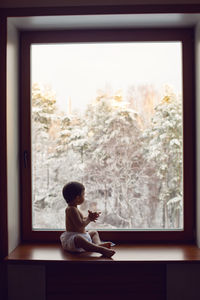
left=195, top=22, right=200, bottom=248
left=7, top=20, right=20, bottom=253
left=5, top=10, right=200, bottom=250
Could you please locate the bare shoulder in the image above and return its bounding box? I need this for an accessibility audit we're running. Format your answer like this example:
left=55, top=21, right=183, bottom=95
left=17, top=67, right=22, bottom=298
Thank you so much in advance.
left=66, top=206, right=79, bottom=215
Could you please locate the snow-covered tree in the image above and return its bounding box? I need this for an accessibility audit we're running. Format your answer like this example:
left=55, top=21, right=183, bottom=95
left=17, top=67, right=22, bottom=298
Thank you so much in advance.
left=142, top=87, right=183, bottom=228
left=81, top=89, right=145, bottom=228
left=32, top=83, right=65, bottom=228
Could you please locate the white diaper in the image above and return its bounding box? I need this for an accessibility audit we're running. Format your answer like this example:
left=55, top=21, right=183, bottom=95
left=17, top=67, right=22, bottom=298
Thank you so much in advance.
left=60, top=231, right=92, bottom=253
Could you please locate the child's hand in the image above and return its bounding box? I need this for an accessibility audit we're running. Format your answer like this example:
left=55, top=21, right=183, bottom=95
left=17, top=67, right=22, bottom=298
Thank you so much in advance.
left=88, top=210, right=101, bottom=222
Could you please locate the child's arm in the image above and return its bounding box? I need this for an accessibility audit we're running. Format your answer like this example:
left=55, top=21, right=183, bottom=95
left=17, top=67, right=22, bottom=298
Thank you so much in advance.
left=69, top=207, right=92, bottom=228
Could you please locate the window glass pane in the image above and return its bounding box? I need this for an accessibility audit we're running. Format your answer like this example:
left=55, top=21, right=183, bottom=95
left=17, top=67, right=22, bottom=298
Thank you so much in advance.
left=31, top=42, right=183, bottom=230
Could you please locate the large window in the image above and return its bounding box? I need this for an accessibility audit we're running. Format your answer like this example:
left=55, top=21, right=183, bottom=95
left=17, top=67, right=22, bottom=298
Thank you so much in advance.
left=20, top=29, right=195, bottom=242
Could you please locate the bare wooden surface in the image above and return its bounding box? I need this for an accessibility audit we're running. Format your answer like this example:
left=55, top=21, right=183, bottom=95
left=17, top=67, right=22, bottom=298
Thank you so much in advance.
left=5, top=243, right=200, bottom=263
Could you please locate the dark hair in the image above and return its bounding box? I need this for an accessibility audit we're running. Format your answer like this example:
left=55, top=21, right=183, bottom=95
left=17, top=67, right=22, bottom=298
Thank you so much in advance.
left=62, top=181, right=85, bottom=204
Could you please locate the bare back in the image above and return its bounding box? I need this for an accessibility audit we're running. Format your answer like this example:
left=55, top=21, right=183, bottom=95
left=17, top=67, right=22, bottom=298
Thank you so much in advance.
left=65, top=206, right=86, bottom=233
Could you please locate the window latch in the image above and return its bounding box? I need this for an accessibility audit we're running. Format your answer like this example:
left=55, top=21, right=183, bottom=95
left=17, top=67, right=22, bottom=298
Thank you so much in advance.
left=23, top=150, right=28, bottom=168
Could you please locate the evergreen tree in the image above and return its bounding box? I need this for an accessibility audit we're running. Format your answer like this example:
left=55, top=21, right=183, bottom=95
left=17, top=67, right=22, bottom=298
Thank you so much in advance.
left=82, top=90, right=143, bottom=228
left=142, top=88, right=183, bottom=228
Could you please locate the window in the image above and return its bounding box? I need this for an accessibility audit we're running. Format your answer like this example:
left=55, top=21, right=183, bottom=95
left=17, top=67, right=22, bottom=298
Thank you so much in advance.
left=20, top=29, right=195, bottom=242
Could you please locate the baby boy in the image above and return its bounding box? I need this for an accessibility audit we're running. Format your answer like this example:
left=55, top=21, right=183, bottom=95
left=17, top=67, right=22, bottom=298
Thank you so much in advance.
left=60, top=181, right=115, bottom=258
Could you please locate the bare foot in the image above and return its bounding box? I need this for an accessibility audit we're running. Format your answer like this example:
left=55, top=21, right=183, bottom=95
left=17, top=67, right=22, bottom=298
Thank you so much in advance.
left=99, top=242, right=112, bottom=249
left=100, top=247, right=115, bottom=258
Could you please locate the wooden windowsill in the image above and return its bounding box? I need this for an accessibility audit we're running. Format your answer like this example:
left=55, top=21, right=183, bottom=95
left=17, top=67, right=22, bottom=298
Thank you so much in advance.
left=5, top=243, right=200, bottom=264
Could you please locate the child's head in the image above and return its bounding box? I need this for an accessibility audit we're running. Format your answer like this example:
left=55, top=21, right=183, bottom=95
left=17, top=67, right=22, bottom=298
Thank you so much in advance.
left=62, top=181, right=85, bottom=204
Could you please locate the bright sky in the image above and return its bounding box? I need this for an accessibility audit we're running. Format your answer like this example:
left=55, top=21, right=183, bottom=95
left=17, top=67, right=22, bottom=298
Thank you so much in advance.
left=31, top=42, right=182, bottom=112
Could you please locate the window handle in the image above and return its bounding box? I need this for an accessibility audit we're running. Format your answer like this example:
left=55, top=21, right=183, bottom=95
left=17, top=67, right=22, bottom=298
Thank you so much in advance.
left=24, top=150, right=28, bottom=168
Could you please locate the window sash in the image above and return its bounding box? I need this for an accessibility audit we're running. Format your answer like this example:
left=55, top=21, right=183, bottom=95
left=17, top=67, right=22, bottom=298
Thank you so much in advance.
left=20, top=28, right=195, bottom=242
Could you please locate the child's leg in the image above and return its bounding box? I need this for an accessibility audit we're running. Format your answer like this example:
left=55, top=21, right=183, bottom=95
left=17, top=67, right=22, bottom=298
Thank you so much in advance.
left=74, top=235, right=115, bottom=258
left=88, top=230, right=101, bottom=244
left=89, top=230, right=112, bottom=248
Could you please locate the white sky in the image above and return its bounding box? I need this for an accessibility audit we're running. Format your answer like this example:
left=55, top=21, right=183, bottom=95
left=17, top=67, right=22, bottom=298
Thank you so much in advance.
left=31, top=42, right=182, bottom=112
